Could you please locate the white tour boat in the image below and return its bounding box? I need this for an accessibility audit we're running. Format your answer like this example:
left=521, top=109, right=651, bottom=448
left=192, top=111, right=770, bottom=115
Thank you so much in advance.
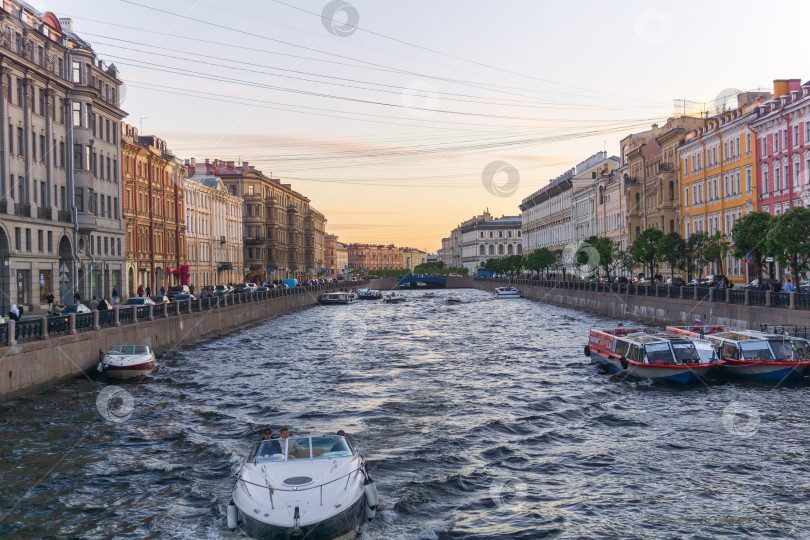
left=98, top=345, right=157, bottom=379
left=494, top=286, right=521, bottom=298
left=383, top=293, right=406, bottom=303
left=318, top=292, right=356, bottom=305
left=229, top=435, right=378, bottom=539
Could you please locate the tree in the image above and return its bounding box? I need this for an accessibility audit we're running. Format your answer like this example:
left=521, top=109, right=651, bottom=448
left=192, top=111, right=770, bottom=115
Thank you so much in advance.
left=659, top=232, right=686, bottom=280
left=526, top=248, right=556, bottom=278
left=684, top=231, right=708, bottom=280
left=580, top=235, right=623, bottom=281
left=505, top=254, right=525, bottom=275
left=631, top=227, right=665, bottom=278
left=766, top=207, right=810, bottom=287
left=731, top=211, right=773, bottom=282
left=552, top=248, right=566, bottom=280
left=618, top=249, right=635, bottom=277
left=704, top=231, right=731, bottom=276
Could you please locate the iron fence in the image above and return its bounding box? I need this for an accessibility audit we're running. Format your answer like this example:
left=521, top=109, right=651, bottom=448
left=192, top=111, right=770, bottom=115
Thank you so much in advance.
left=15, top=319, right=42, bottom=342
left=47, top=316, right=70, bottom=337
left=797, top=294, right=810, bottom=311
left=748, top=290, right=766, bottom=306
left=99, top=310, right=115, bottom=327
left=729, top=289, right=746, bottom=305
left=136, top=306, right=151, bottom=320
left=75, top=312, right=94, bottom=332
left=772, top=292, right=790, bottom=308
left=119, top=308, right=134, bottom=325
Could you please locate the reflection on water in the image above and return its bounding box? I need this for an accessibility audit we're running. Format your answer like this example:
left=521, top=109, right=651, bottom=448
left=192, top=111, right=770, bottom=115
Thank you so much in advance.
left=2, top=288, right=810, bottom=538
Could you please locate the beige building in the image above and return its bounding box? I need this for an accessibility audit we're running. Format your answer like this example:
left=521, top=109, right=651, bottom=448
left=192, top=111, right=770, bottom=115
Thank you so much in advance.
left=336, top=241, right=348, bottom=277
left=402, top=248, right=427, bottom=272
left=184, top=174, right=243, bottom=287
left=187, top=159, right=326, bottom=282
left=0, top=6, right=126, bottom=313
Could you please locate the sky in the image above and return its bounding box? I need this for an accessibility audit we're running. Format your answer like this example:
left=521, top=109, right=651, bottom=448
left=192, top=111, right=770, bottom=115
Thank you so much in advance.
left=44, top=0, right=810, bottom=252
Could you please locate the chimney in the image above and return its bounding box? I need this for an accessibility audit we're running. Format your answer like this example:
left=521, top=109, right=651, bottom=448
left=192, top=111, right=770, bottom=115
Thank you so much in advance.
left=226, top=161, right=235, bottom=168
left=59, top=18, right=73, bottom=32
left=651, top=123, right=658, bottom=130
left=204, top=158, right=209, bottom=165
left=189, top=157, right=196, bottom=168
left=242, top=161, right=249, bottom=168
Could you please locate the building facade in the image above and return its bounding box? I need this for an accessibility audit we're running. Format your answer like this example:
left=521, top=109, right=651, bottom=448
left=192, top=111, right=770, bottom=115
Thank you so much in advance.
left=0, top=6, right=125, bottom=314
left=751, top=79, right=810, bottom=218
left=346, top=243, right=403, bottom=272
left=594, top=168, right=629, bottom=252
left=680, top=92, right=768, bottom=282
left=402, top=248, right=427, bottom=272
left=521, top=152, right=619, bottom=254
left=187, top=159, right=326, bottom=282
left=460, top=214, right=523, bottom=273
left=121, top=123, right=185, bottom=295
left=183, top=174, right=243, bottom=287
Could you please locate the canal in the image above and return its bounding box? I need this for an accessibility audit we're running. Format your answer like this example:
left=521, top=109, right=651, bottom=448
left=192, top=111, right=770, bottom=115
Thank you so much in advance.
left=1, top=288, right=810, bottom=538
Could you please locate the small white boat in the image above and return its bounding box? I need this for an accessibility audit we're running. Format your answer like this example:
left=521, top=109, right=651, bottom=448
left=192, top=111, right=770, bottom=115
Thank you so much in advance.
left=229, top=434, right=377, bottom=539
left=383, top=293, right=406, bottom=303
left=494, top=287, right=521, bottom=298
left=98, top=345, right=157, bottom=379
left=357, top=289, right=382, bottom=300
left=318, top=292, right=356, bottom=305
left=423, top=292, right=436, bottom=298
left=445, top=296, right=462, bottom=304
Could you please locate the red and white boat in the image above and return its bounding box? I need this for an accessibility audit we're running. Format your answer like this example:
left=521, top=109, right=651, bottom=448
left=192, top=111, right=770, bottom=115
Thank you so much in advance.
left=585, top=327, right=723, bottom=384
left=666, top=326, right=810, bottom=381
left=98, top=345, right=157, bottom=379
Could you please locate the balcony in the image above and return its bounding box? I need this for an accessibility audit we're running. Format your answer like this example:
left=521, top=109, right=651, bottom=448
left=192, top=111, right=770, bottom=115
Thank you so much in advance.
left=218, top=262, right=233, bottom=271
left=37, top=206, right=52, bottom=220
left=245, top=236, right=265, bottom=244
left=657, top=162, right=674, bottom=172
left=58, top=210, right=72, bottom=223
left=14, top=203, right=31, bottom=217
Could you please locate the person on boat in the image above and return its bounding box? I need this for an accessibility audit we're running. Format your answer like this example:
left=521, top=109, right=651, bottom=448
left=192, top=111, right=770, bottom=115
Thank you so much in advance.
left=262, top=428, right=274, bottom=440
left=279, top=427, right=302, bottom=456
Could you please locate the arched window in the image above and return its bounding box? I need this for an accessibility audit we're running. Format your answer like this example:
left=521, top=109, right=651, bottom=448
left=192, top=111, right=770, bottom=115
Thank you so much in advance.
left=488, top=244, right=495, bottom=255
left=670, top=219, right=675, bottom=232
left=497, top=244, right=504, bottom=255
left=517, top=244, right=522, bottom=254
left=479, top=245, right=485, bottom=255
left=599, top=185, right=604, bottom=205
left=669, top=181, right=675, bottom=200
left=507, top=244, right=514, bottom=254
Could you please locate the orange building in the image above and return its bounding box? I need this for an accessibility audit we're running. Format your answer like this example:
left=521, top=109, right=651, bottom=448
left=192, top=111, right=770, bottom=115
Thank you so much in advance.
left=347, top=243, right=404, bottom=272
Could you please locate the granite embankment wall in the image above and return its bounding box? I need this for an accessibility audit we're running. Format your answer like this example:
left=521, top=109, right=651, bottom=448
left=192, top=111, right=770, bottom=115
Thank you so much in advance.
left=367, top=276, right=473, bottom=290
left=0, top=286, right=355, bottom=401
left=473, top=278, right=810, bottom=329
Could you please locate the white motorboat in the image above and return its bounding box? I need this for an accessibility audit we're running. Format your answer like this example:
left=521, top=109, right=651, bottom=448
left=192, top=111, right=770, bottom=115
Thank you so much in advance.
left=357, top=289, right=382, bottom=300
left=445, top=296, right=462, bottom=304
left=229, top=435, right=378, bottom=539
left=97, top=345, right=157, bottom=379
left=318, top=292, right=356, bottom=305
left=383, top=293, right=406, bottom=304
left=423, top=292, right=436, bottom=298
left=494, top=286, right=521, bottom=298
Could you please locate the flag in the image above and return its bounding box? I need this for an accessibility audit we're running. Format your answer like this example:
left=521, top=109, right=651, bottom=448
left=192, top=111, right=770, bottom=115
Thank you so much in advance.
left=695, top=319, right=704, bottom=326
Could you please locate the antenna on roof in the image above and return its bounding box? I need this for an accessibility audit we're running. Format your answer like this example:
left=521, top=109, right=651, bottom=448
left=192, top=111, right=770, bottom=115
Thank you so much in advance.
left=139, top=117, right=147, bottom=133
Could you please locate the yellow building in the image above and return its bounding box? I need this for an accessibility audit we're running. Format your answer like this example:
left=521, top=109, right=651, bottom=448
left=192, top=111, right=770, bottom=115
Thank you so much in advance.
left=678, top=92, right=770, bottom=283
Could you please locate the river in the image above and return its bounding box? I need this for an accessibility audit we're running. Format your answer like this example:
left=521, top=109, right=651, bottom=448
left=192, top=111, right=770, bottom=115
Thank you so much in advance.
left=1, top=288, right=810, bottom=539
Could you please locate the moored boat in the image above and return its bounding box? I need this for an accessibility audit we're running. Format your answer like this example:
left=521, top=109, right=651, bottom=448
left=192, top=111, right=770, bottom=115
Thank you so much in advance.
left=98, top=345, right=157, bottom=379
left=667, top=326, right=810, bottom=381
left=229, top=434, right=377, bottom=539
left=585, top=328, right=722, bottom=384
left=494, top=286, right=520, bottom=298
left=318, top=292, right=356, bottom=305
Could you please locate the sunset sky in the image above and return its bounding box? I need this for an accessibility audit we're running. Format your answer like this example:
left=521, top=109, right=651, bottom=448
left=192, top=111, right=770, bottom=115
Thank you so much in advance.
left=48, top=0, right=810, bottom=252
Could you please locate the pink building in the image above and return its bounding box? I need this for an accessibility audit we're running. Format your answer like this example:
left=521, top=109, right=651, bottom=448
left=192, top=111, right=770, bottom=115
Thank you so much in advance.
left=751, top=79, right=810, bottom=217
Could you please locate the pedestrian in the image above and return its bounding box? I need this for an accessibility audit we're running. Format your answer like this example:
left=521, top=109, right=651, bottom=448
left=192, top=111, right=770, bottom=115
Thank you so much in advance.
left=112, top=287, right=119, bottom=305
left=46, top=291, right=54, bottom=311
left=8, top=304, right=20, bottom=321
left=160, top=286, right=165, bottom=297
left=145, top=285, right=152, bottom=297
left=785, top=278, right=796, bottom=294
left=137, top=284, right=144, bottom=297
left=73, top=289, right=81, bottom=304
left=51, top=301, right=64, bottom=316
left=89, top=295, right=99, bottom=311
left=98, top=298, right=110, bottom=310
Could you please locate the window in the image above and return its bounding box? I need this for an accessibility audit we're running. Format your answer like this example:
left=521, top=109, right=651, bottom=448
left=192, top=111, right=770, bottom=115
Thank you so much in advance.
left=488, top=245, right=494, bottom=255
left=75, top=187, right=83, bottom=212
left=25, top=228, right=31, bottom=251
left=775, top=166, right=781, bottom=191
left=7, top=124, right=12, bottom=154
left=763, top=169, right=769, bottom=193
left=37, top=229, right=43, bottom=252
left=684, top=187, right=689, bottom=207
left=794, top=125, right=799, bottom=147
left=72, top=102, right=81, bottom=127
left=47, top=231, right=52, bottom=253
left=479, top=245, right=485, bottom=255
left=774, top=133, right=780, bottom=154
left=17, top=127, right=23, bottom=156
left=746, top=133, right=751, bottom=153
left=16, top=77, right=22, bottom=106
left=14, top=227, right=20, bottom=250
left=762, top=137, right=768, bottom=156
left=59, top=141, right=65, bottom=167
left=40, top=135, right=45, bottom=163
left=72, top=60, right=81, bottom=83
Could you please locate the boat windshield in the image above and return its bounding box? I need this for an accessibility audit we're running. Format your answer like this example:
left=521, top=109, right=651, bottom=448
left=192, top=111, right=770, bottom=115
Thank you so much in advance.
left=107, top=345, right=149, bottom=355
left=645, top=343, right=675, bottom=365
left=693, top=340, right=718, bottom=364
left=768, top=339, right=797, bottom=361
left=739, top=340, right=776, bottom=362
left=672, top=343, right=699, bottom=364
left=253, top=436, right=353, bottom=463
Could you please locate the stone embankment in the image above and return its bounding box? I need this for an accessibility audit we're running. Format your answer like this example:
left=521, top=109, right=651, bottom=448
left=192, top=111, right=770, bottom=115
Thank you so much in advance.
left=0, top=282, right=365, bottom=401
left=475, top=277, right=810, bottom=330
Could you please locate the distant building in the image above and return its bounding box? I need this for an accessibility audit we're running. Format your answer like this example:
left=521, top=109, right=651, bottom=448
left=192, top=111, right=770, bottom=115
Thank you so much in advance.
left=183, top=173, right=243, bottom=287
left=521, top=152, right=619, bottom=254
left=335, top=241, right=348, bottom=277
left=402, top=248, right=427, bottom=272
left=458, top=211, right=523, bottom=273
left=187, top=159, right=326, bottom=281
left=347, top=243, right=403, bottom=272
left=122, top=123, right=186, bottom=296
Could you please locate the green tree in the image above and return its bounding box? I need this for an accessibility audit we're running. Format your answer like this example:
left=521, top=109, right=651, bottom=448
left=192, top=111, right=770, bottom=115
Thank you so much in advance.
left=504, top=254, right=525, bottom=275
left=631, top=227, right=665, bottom=278
left=730, top=211, right=773, bottom=282
left=767, top=207, right=810, bottom=286
left=526, top=248, right=556, bottom=278
left=580, top=236, right=623, bottom=281
left=704, top=231, right=731, bottom=276
left=618, top=249, right=635, bottom=277
left=684, top=231, right=708, bottom=280
left=552, top=248, right=566, bottom=280
left=658, top=232, right=686, bottom=281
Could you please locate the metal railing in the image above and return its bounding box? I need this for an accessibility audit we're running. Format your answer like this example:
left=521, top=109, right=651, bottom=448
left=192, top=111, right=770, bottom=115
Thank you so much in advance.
left=1, top=280, right=369, bottom=346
